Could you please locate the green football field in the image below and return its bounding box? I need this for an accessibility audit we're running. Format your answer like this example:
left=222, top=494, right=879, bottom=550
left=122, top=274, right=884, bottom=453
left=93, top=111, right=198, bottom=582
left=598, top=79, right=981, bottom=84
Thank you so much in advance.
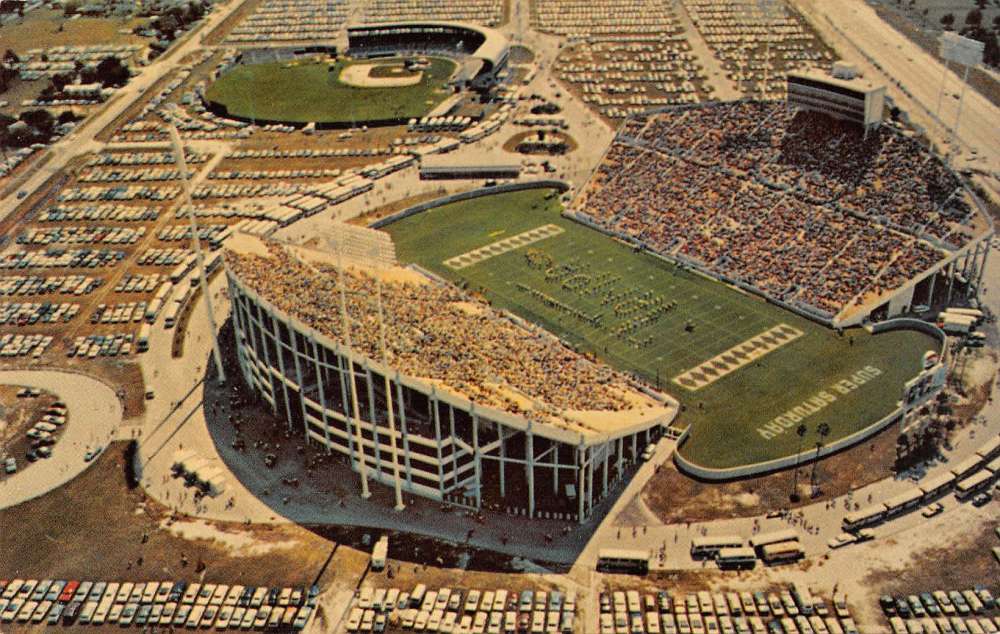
left=383, top=188, right=939, bottom=470
left=204, top=56, right=456, bottom=124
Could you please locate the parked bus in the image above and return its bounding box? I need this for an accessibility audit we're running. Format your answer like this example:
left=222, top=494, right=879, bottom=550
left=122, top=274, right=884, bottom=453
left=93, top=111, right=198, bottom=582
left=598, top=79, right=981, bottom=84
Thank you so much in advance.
left=596, top=549, right=651, bottom=575
left=163, top=300, right=181, bottom=330
left=749, top=529, right=799, bottom=551
left=137, top=323, right=151, bottom=353
left=955, top=470, right=993, bottom=501
left=716, top=547, right=756, bottom=570
left=842, top=503, right=887, bottom=531
left=943, top=307, right=984, bottom=323
left=760, top=541, right=804, bottom=565
left=144, top=298, right=164, bottom=324
left=918, top=472, right=956, bottom=502
left=690, top=536, right=743, bottom=559
left=976, top=434, right=1000, bottom=462
left=884, top=488, right=924, bottom=518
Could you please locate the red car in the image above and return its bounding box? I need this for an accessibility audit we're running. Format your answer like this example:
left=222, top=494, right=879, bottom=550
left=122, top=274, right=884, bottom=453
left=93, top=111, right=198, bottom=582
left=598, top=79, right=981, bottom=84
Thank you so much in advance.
left=58, top=581, right=79, bottom=603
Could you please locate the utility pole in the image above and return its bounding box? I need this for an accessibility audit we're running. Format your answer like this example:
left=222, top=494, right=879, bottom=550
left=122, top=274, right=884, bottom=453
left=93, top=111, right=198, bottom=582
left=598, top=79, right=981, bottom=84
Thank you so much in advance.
left=169, top=125, right=225, bottom=384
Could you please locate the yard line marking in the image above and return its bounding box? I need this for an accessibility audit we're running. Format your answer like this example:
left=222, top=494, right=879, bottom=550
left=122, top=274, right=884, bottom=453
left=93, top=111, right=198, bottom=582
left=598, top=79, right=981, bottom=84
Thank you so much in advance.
left=672, top=323, right=804, bottom=391
left=443, top=224, right=565, bottom=270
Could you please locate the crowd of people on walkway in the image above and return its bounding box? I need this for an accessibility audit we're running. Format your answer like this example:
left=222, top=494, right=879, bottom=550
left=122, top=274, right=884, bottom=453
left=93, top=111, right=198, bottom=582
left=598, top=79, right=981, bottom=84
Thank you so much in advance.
left=577, top=101, right=972, bottom=316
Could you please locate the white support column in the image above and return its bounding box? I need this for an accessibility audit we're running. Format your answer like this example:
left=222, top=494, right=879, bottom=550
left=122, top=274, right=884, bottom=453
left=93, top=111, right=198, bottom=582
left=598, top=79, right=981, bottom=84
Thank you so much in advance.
left=395, top=373, right=413, bottom=489
left=946, top=260, right=956, bottom=305
left=526, top=423, right=535, bottom=518
left=289, top=327, right=309, bottom=439
left=602, top=442, right=609, bottom=495
left=449, top=405, right=459, bottom=489
left=309, top=334, right=332, bottom=453
left=553, top=442, right=559, bottom=495
left=498, top=424, right=506, bottom=498
left=431, top=387, right=445, bottom=498
left=631, top=432, right=637, bottom=462
left=472, top=406, right=482, bottom=510
left=617, top=436, right=624, bottom=477
left=926, top=270, right=937, bottom=308
left=586, top=446, right=594, bottom=519
left=269, top=315, right=294, bottom=430
left=577, top=442, right=585, bottom=523
left=363, top=361, right=383, bottom=477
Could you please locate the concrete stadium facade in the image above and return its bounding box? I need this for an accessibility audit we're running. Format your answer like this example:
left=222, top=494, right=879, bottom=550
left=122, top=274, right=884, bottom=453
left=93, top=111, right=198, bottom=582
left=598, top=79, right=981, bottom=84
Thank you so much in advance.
left=226, top=269, right=677, bottom=523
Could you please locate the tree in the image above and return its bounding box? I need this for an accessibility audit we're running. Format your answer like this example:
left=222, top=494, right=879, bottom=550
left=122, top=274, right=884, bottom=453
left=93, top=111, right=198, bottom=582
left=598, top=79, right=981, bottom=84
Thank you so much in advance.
left=50, top=72, right=74, bottom=94
left=994, top=15, right=1000, bottom=32
left=810, top=423, right=831, bottom=493
left=966, top=8, right=983, bottom=28
left=941, top=13, right=955, bottom=29
left=20, top=109, right=54, bottom=136
left=790, top=423, right=808, bottom=502
left=3, top=49, right=18, bottom=65
left=95, top=56, right=129, bottom=87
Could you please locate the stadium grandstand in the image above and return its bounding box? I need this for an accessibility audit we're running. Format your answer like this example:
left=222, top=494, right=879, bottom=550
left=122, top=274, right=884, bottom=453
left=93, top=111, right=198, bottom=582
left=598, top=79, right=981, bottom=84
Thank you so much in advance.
left=224, top=234, right=678, bottom=522
left=347, top=21, right=510, bottom=90
left=571, top=100, right=993, bottom=326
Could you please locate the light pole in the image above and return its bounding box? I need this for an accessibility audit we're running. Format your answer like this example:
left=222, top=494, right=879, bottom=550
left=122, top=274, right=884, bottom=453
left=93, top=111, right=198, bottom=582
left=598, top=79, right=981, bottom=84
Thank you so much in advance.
left=168, top=125, right=225, bottom=385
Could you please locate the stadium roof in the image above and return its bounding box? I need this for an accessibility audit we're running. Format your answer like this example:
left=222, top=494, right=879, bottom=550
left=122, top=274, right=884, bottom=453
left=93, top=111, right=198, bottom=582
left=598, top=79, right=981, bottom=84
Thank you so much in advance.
left=348, top=21, right=510, bottom=72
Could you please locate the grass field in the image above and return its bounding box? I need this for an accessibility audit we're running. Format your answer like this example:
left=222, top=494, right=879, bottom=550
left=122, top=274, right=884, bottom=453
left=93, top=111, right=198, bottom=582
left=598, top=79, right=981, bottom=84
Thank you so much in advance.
left=204, top=56, right=456, bottom=124
left=384, top=188, right=939, bottom=470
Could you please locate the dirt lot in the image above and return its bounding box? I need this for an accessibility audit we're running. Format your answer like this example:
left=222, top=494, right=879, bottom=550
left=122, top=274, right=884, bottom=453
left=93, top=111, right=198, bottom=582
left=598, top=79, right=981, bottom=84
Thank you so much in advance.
left=0, top=441, right=366, bottom=588
left=640, top=427, right=900, bottom=524
left=0, top=9, right=150, bottom=54
left=865, top=519, right=1000, bottom=597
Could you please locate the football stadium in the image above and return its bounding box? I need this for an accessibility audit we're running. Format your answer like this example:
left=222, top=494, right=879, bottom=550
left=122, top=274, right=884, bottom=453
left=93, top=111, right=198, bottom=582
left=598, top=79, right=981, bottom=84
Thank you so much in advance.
left=221, top=95, right=989, bottom=510
left=204, top=21, right=510, bottom=127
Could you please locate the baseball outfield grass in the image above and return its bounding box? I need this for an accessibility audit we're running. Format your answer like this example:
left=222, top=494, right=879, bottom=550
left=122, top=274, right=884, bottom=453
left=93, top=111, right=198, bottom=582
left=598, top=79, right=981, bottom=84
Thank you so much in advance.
left=383, top=188, right=939, bottom=469
left=204, top=56, right=456, bottom=124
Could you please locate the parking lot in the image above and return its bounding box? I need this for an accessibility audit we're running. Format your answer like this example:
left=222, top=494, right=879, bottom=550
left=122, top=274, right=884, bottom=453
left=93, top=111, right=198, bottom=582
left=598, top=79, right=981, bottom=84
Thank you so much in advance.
left=0, top=578, right=317, bottom=630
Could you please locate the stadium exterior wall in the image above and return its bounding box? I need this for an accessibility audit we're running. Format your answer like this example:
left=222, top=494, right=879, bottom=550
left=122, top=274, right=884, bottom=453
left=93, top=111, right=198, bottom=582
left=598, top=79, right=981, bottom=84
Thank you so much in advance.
left=226, top=263, right=669, bottom=522
left=673, top=320, right=947, bottom=480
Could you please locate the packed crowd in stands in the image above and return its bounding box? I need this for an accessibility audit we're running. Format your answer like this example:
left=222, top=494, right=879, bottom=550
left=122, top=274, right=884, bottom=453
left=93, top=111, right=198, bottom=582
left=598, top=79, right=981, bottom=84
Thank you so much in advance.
left=226, top=243, right=648, bottom=426
left=576, top=101, right=973, bottom=316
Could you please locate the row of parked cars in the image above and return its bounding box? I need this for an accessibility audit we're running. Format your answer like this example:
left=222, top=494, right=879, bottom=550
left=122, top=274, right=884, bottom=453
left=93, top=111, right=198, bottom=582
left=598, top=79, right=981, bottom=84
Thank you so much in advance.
left=0, top=578, right=317, bottom=630
left=1, top=333, right=55, bottom=358
left=347, top=586, right=577, bottom=633
left=599, top=588, right=857, bottom=634
left=881, top=590, right=996, bottom=618
left=24, top=401, right=68, bottom=463
left=90, top=302, right=148, bottom=324
left=68, top=333, right=136, bottom=358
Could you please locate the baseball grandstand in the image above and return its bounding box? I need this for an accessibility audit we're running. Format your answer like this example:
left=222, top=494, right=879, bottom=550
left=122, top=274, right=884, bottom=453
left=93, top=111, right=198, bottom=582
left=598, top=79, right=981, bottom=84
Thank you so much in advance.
left=203, top=21, right=510, bottom=127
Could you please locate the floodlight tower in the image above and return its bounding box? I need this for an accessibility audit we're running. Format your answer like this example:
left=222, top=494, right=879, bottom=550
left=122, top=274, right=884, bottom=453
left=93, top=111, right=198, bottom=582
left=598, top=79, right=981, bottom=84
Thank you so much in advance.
left=331, top=235, right=371, bottom=499
left=370, top=244, right=405, bottom=511
left=169, top=126, right=226, bottom=385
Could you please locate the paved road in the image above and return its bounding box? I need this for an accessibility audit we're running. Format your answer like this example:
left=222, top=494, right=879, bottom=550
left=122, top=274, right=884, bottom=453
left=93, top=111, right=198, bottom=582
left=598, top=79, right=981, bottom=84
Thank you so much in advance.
left=0, top=370, right=122, bottom=509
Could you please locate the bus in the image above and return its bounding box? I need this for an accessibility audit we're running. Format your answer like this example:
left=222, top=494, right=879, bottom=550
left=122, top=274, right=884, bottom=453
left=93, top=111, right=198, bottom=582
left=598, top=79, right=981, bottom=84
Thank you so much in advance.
left=944, top=307, right=984, bottom=323
left=918, top=472, right=956, bottom=502
left=716, top=547, right=756, bottom=570
left=842, top=504, right=887, bottom=532
left=976, top=434, right=1000, bottom=462
left=137, top=323, right=151, bottom=353
left=760, top=541, right=804, bottom=565
left=596, top=549, right=651, bottom=575
left=748, top=529, right=799, bottom=551
left=884, top=488, right=923, bottom=518
left=690, top=536, right=743, bottom=559
left=955, top=470, right=993, bottom=501
left=163, top=300, right=181, bottom=330
left=144, top=298, right=164, bottom=324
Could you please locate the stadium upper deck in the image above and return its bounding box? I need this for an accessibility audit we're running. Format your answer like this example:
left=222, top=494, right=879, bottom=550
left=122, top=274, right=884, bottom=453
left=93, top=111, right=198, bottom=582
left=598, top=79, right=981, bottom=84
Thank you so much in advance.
left=573, top=101, right=992, bottom=325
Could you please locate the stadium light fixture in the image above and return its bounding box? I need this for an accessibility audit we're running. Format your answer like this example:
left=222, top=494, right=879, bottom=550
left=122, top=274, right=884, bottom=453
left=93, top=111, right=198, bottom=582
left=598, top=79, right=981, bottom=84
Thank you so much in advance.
left=168, top=125, right=226, bottom=385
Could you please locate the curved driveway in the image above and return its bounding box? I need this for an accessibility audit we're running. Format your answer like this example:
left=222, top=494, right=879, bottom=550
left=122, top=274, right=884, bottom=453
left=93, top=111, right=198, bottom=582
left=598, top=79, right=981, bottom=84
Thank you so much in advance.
left=0, top=370, right=122, bottom=509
